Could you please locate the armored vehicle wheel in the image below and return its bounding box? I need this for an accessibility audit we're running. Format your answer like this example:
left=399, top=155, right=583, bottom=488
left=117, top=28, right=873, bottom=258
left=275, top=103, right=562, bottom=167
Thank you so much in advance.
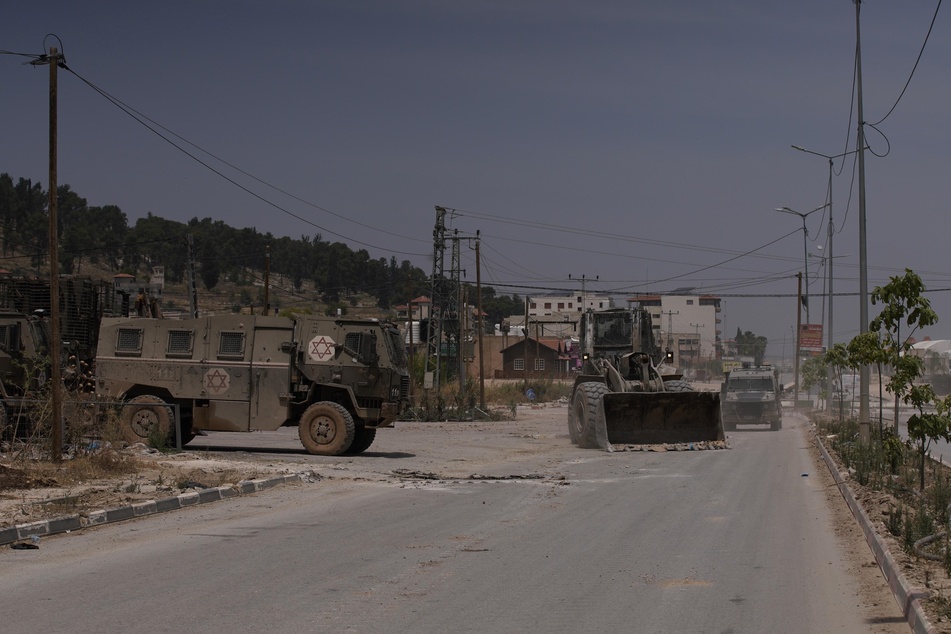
left=299, top=402, right=356, bottom=455
left=120, top=395, right=173, bottom=446
left=569, top=382, right=608, bottom=449
left=346, top=427, right=377, bottom=454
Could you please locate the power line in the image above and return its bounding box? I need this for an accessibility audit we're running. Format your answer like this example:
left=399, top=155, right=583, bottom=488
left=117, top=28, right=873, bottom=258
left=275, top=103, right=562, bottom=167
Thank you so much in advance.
left=59, top=64, right=428, bottom=258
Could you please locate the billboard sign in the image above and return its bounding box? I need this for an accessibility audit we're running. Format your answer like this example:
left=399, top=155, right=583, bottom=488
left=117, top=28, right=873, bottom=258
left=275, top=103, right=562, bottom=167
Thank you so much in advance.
left=800, top=324, right=824, bottom=354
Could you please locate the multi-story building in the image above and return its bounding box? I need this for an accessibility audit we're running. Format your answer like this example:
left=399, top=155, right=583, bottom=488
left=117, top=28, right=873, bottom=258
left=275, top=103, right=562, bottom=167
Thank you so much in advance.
left=528, top=292, right=613, bottom=318
left=629, top=292, right=721, bottom=370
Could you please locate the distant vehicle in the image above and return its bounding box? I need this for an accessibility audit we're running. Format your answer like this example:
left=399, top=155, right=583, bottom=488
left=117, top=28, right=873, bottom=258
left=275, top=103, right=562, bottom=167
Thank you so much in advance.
left=720, top=365, right=782, bottom=431
left=95, top=313, right=410, bottom=455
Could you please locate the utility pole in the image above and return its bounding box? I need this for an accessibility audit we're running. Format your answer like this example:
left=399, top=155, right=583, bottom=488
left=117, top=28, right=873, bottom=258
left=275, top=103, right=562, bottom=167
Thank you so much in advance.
left=795, top=272, right=803, bottom=408
left=855, top=0, right=871, bottom=443
left=569, top=274, right=598, bottom=311
left=690, top=322, right=704, bottom=368
left=660, top=310, right=679, bottom=360
left=475, top=234, right=485, bottom=409
left=186, top=234, right=199, bottom=318
left=263, top=244, right=270, bottom=315
left=33, top=46, right=65, bottom=462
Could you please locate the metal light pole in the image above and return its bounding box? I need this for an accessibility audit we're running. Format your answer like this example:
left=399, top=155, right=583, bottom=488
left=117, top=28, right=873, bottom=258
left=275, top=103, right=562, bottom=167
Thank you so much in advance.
left=776, top=204, right=828, bottom=325
left=791, top=144, right=864, bottom=412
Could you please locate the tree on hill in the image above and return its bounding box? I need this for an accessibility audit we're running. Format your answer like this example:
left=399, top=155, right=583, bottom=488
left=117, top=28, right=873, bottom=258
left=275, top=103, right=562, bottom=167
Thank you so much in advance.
left=0, top=172, right=438, bottom=313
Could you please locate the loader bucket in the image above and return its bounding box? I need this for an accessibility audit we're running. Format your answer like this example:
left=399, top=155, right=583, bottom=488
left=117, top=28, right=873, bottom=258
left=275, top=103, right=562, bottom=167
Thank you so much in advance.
left=601, top=391, right=723, bottom=445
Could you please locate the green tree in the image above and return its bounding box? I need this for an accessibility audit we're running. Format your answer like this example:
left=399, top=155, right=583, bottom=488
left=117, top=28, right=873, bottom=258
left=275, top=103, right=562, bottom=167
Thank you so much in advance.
left=800, top=354, right=829, bottom=407
left=734, top=328, right=767, bottom=365
left=869, top=268, right=938, bottom=432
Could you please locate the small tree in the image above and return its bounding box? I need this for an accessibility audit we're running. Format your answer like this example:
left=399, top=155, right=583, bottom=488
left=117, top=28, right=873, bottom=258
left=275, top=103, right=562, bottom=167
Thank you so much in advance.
left=869, top=269, right=938, bottom=432
left=801, top=355, right=828, bottom=408
left=823, top=343, right=851, bottom=422
left=847, top=331, right=889, bottom=436
left=906, top=387, right=951, bottom=491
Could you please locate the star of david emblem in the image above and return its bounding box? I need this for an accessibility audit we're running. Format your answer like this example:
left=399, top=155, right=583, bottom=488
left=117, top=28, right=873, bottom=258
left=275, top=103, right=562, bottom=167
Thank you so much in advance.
left=308, top=335, right=336, bottom=362
left=205, top=368, right=230, bottom=393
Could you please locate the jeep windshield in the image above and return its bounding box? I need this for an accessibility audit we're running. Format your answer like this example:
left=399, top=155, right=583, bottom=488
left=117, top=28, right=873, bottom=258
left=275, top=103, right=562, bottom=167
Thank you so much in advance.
left=727, top=378, right=774, bottom=392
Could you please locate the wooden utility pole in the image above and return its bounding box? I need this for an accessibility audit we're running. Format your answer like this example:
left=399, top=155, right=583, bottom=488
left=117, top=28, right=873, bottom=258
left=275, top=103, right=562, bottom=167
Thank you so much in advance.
left=263, top=244, right=270, bottom=315
left=475, top=236, right=485, bottom=409
left=34, top=46, right=65, bottom=462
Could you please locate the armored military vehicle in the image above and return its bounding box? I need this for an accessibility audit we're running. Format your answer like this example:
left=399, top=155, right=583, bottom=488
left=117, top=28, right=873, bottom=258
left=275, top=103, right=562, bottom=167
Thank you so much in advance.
left=720, top=365, right=782, bottom=431
left=95, top=313, right=410, bottom=455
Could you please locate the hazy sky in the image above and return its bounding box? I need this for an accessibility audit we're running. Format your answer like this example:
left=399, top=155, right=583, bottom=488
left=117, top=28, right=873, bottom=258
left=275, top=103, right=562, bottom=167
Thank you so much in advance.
left=3, top=1, right=950, bottom=358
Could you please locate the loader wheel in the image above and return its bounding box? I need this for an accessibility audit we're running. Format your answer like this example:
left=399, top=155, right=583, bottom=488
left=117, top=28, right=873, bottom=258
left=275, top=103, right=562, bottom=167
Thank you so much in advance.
left=120, top=395, right=173, bottom=446
left=299, top=402, right=355, bottom=455
left=346, top=427, right=377, bottom=454
left=663, top=379, right=693, bottom=392
left=569, top=382, right=608, bottom=449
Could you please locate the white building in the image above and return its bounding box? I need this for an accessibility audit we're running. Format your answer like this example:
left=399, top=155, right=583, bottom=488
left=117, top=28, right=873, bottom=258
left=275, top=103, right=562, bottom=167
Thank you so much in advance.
left=528, top=292, right=614, bottom=318
left=630, top=292, right=721, bottom=369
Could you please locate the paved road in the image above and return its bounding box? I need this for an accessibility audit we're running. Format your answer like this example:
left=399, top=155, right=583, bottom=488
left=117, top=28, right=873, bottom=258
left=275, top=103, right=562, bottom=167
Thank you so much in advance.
left=0, top=409, right=905, bottom=633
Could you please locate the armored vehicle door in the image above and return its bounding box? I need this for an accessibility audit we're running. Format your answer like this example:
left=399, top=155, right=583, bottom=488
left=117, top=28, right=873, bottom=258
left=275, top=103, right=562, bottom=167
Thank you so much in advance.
left=248, top=319, right=294, bottom=431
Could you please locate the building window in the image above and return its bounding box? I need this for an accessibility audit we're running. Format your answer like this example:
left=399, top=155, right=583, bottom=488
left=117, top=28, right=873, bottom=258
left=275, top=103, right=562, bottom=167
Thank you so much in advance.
left=544, top=302, right=551, bottom=309
left=514, top=358, right=525, bottom=371
left=686, top=299, right=694, bottom=305
left=530, top=302, right=537, bottom=309
left=534, top=358, right=545, bottom=371
left=557, top=302, right=564, bottom=310
left=568, top=302, right=573, bottom=309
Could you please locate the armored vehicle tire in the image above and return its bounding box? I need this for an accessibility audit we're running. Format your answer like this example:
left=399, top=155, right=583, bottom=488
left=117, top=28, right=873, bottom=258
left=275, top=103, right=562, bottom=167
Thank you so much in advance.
left=299, top=402, right=356, bottom=455
left=663, top=379, right=693, bottom=392
left=120, top=395, right=173, bottom=446
left=569, top=382, right=608, bottom=449
left=346, top=427, right=377, bottom=454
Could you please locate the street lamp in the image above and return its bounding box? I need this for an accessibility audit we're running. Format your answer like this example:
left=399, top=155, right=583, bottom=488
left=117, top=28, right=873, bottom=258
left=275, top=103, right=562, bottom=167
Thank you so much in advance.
left=775, top=204, right=829, bottom=325
left=791, top=143, right=866, bottom=413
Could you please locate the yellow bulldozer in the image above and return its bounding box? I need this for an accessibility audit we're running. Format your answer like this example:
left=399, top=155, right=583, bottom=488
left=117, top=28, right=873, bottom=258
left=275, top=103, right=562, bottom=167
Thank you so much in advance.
left=568, top=308, right=723, bottom=450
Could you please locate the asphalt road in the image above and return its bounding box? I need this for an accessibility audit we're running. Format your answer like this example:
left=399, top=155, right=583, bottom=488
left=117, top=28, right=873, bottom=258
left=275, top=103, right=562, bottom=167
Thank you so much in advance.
left=0, top=408, right=906, bottom=633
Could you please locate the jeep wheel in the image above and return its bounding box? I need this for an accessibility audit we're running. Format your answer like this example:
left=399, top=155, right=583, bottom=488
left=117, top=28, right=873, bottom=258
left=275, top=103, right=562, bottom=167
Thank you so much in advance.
left=298, top=402, right=356, bottom=455
left=120, top=395, right=173, bottom=446
left=346, top=426, right=376, bottom=454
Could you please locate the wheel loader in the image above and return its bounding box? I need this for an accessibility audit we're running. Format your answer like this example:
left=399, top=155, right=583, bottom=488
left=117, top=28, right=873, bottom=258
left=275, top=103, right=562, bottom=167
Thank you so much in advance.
left=567, top=308, right=723, bottom=449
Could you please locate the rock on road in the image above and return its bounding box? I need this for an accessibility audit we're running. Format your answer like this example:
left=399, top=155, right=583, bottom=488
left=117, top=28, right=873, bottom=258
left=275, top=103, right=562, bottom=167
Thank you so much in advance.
left=0, top=406, right=906, bottom=633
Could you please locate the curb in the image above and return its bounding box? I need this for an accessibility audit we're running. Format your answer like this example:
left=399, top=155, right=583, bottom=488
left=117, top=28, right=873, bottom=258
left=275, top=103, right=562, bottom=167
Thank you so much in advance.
left=1, top=473, right=304, bottom=547
left=814, top=432, right=937, bottom=634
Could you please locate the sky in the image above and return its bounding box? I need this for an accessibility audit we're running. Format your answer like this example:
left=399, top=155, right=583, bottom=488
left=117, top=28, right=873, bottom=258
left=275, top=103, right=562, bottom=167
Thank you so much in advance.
left=3, top=1, right=950, bottom=360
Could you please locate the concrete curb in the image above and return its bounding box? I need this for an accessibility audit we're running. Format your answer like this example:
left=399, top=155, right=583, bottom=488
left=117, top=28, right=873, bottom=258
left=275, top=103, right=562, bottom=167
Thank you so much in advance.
left=1, top=473, right=303, bottom=547
left=814, top=431, right=937, bottom=634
